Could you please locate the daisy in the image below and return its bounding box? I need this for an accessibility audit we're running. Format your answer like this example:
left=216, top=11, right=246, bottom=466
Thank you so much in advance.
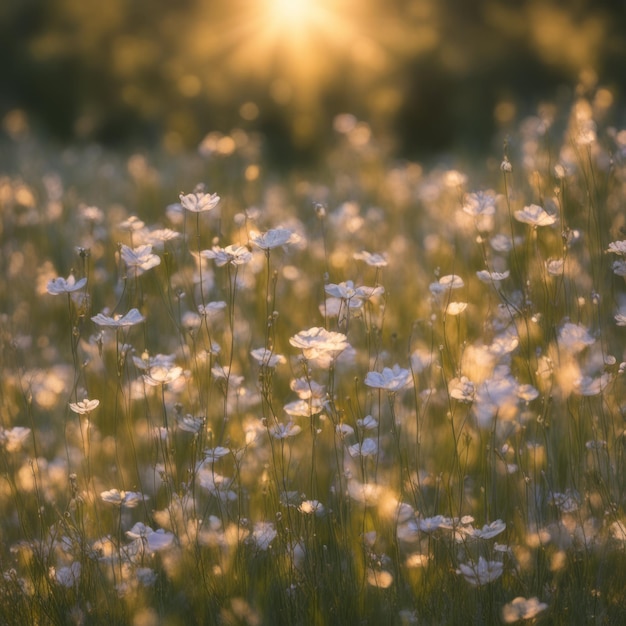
left=364, top=365, right=413, bottom=392
left=47, top=275, right=87, bottom=295
left=179, top=190, right=220, bottom=213
left=250, top=228, right=300, bottom=250
left=514, top=204, right=556, bottom=227
left=91, top=308, right=145, bottom=328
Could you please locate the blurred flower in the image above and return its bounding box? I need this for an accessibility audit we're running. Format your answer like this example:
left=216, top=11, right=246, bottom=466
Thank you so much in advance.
left=198, top=301, right=227, bottom=317
left=91, top=308, right=145, bottom=328
left=176, top=414, right=205, bottom=433
left=449, top=376, right=475, bottom=402
left=203, top=446, right=230, bottom=462
left=143, top=364, right=183, bottom=386
left=445, top=301, right=468, bottom=316
left=462, top=191, right=497, bottom=217
left=100, top=489, right=146, bottom=508
left=250, top=228, right=300, bottom=250
left=612, top=260, right=626, bottom=276
left=558, top=322, right=594, bottom=353
left=252, top=522, right=276, bottom=550
left=514, top=204, right=556, bottom=227
left=348, top=438, right=378, bottom=458
left=473, top=519, right=506, bottom=539
left=179, top=190, right=220, bottom=213
left=52, top=562, right=81, bottom=588
left=546, top=258, right=565, bottom=276
left=126, top=523, right=175, bottom=552
left=366, top=569, right=394, bottom=589
left=0, top=426, right=31, bottom=452
left=69, top=398, right=100, bottom=414
left=299, top=499, right=325, bottom=516
left=270, top=422, right=302, bottom=439
left=608, top=240, right=626, bottom=255
left=364, top=365, right=412, bottom=392
left=325, top=281, right=384, bottom=307
left=353, top=250, right=388, bottom=267
left=429, top=274, right=464, bottom=294
left=120, top=244, right=161, bottom=276
left=250, top=347, right=286, bottom=367
left=457, top=556, right=503, bottom=586
left=476, top=270, right=509, bottom=283
left=574, top=373, right=611, bottom=396
left=117, top=215, right=145, bottom=231
left=357, top=415, right=378, bottom=430
left=47, top=275, right=87, bottom=295
left=501, top=597, right=548, bottom=623
left=201, top=244, right=252, bottom=267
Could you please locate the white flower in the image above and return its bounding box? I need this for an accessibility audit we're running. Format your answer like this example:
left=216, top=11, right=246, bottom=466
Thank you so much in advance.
left=270, top=422, right=302, bottom=439
left=357, top=415, right=378, bottom=430
left=574, top=373, right=611, bottom=396
left=348, top=438, right=378, bottom=458
left=91, top=308, right=145, bottom=328
left=47, top=275, right=87, bottom=295
left=546, top=258, right=565, bottom=276
left=325, top=280, right=384, bottom=305
left=284, top=398, right=325, bottom=418
left=502, top=597, right=548, bottom=623
left=179, top=190, right=220, bottom=213
left=120, top=244, right=160, bottom=277
left=418, top=515, right=448, bottom=533
left=289, top=327, right=350, bottom=357
left=299, top=500, right=325, bottom=516
left=117, top=215, right=145, bottom=231
left=449, top=376, right=475, bottom=402
left=250, top=348, right=286, bottom=368
left=476, top=270, right=509, bottom=283
left=608, top=240, right=626, bottom=255
left=145, top=228, right=181, bottom=246
left=457, top=556, right=503, bottom=586
left=252, top=522, right=276, bottom=550
left=353, top=250, right=388, bottom=267
left=143, top=365, right=183, bottom=386
left=176, top=414, right=205, bottom=433
left=53, top=562, right=81, bottom=588
left=0, top=426, right=31, bottom=452
left=429, top=274, right=464, bottom=294
left=69, top=398, right=100, bottom=415
left=250, top=228, right=300, bottom=250
left=201, top=244, right=252, bottom=267
left=462, top=191, right=497, bottom=217
left=100, top=489, right=146, bottom=508
left=558, top=322, right=594, bottom=353
left=473, top=519, right=506, bottom=539
left=445, top=301, right=468, bottom=316
left=126, top=523, right=175, bottom=552
left=517, top=384, right=539, bottom=402
left=612, top=260, right=626, bottom=276
left=203, top=446, right=230, bottom=462
left=514, top=204, right=556, bottom=227
left=198, top=301, right=227, bottom=317
left=364, top=365, right=412, bottom=392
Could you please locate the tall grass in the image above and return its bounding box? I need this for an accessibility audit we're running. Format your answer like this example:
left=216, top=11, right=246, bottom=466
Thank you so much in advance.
left=2, top=87, right=626, bottom=625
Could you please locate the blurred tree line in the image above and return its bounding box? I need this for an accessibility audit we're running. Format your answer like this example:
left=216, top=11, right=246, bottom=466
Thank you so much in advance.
left=1, top=0, right=625, bottom=164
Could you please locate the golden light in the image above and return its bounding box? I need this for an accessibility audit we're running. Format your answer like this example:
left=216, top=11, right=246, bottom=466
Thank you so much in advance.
left=265, top=0, right=319, bottom=31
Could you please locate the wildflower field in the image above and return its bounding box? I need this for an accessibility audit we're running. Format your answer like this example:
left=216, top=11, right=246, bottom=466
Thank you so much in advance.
left=3, top=88, right=626, bottom=625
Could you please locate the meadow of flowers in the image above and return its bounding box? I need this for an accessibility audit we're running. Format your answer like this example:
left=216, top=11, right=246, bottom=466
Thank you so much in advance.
left=2, top=86, right=626, bottom=625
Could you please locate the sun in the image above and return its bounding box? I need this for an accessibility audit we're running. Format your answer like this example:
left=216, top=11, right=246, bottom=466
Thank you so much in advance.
left=266, top=0, right=319, bottom=30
